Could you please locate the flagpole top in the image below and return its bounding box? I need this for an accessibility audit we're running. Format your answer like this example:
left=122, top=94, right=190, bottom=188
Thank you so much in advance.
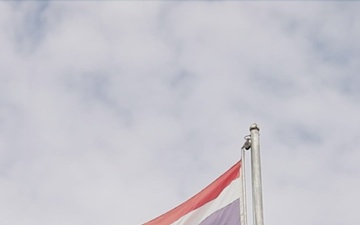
left=250, top=123, right=260, bottom=131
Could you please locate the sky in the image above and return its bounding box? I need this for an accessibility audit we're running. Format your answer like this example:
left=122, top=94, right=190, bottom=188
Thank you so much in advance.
left=0, top=1, right=360, bottom=225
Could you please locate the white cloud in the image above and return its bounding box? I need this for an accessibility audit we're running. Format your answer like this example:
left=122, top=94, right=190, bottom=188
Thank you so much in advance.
left=0, top=1, right=360, bottom=225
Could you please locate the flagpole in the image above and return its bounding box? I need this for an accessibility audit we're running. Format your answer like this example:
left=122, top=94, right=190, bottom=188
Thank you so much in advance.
left=241, top=147, right=248, bottom=225
left=240, top=135, right=251, bottom=225
left=250, top=123, right=264, bottom=225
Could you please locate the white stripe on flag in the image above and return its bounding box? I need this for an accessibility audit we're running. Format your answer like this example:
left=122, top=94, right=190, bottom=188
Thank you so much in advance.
left=171, top=177, right=241, bottom=225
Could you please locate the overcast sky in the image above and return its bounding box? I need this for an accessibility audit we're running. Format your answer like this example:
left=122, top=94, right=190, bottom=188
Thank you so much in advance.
left=1, top=1, right=360, bottom=225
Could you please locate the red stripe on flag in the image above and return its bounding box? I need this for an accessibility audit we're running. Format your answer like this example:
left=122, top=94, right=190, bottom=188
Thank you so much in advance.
left=143, top=161, right=241, bottom=225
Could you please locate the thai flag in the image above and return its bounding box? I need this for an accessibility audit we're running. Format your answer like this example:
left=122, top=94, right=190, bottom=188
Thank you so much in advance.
left=143, top=161, right=245, bottom=225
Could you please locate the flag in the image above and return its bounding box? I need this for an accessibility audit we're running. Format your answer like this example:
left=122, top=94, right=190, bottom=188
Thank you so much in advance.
left=143, top=161, right=244, bottom=225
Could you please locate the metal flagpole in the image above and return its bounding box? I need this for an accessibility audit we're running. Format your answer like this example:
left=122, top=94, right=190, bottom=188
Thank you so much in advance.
left=240, top=136, right=251, bottom=225
left=241, top=147, right=248, bottom=225
left=250, top=123, right=264, bottom=225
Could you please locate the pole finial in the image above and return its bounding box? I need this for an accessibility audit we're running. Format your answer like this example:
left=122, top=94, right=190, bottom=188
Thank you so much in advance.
left=250, top=123, right=260, bottom=131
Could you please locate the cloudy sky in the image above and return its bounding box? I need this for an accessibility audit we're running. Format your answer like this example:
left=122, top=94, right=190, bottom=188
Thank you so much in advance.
left=1, top=1, right=360, bottom=225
